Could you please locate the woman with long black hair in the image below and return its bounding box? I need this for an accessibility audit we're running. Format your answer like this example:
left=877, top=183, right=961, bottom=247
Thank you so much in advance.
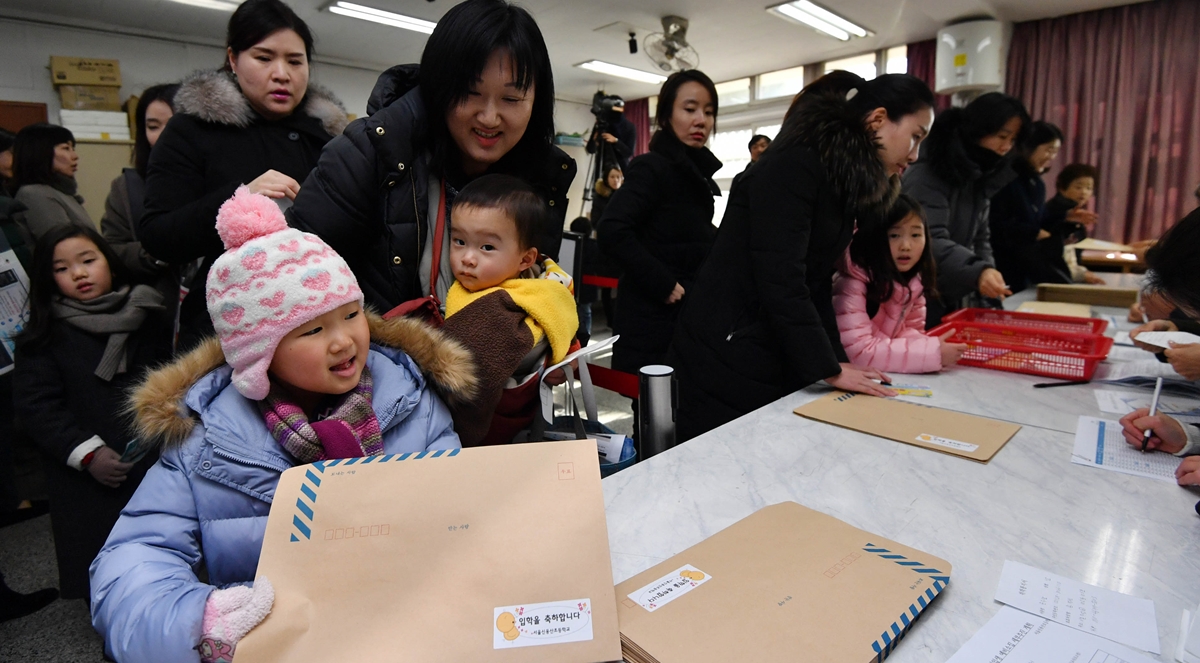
left=671, top=72, right=936, bottom=441
left=288, top=0, right=575, bottom=314
left=138, top=0, right=348, bottom=349
left=902, top=92, right=1030, bottom=323
left=597, top=70, right=722, bottom=373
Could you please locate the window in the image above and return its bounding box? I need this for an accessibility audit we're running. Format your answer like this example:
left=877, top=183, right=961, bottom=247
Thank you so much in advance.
left=885, top=45, right=908, bottom=74
left=715, top=78, right=751, bottom=108
left=755, top=124, right=782, bottom=140
left=824, top=52, right=876, bottom=80
left=757, top=64, right=806, bottom=101
left=648, top=94, right=658, bottom=122
left=710, top=128, right=754, bottom=181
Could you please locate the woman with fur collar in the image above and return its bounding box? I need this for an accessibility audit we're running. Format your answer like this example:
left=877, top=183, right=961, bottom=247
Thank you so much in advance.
left=669, top=73, right=936, bottom=442
left=901, top=92, right=1030, bottom=325
left=136, top=0, right=348, bottom=350
left=286, top=0, right=575, bottom=314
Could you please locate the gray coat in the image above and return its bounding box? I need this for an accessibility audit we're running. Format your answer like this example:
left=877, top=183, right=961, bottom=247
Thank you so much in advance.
left=14, top=181, right=93, bottom=241
left=902, top=160, right=1014, bottom=304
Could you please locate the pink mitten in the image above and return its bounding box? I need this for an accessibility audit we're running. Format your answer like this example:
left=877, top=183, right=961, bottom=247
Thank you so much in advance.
left=197, top=576, right=274, bottom=663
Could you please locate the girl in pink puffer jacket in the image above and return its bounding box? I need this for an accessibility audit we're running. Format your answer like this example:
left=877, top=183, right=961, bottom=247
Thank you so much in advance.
left=833, top=194, right=966, bottom=374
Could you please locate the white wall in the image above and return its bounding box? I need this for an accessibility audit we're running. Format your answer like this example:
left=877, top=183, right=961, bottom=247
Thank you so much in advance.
left=1, top=18, right=612, bottom=134
left=0, top=18, right=382, bottom=120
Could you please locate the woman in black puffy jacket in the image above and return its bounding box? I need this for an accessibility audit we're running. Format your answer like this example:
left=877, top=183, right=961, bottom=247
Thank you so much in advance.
left=138, top=0, right=347, bottom=349
left=597, top=70, right=722, bottom=373
left=288, top=0, right=575, bottom=314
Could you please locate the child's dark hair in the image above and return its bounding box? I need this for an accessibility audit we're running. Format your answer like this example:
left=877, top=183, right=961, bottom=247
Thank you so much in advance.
left=224, top=0, right=314, bottom=67
left=848, top=193, right=938, bottom=303
left=134, top=83, right=179, bottom=178
left=1146, top=206, right=1200, bottom=317
left=420, top=0, right=555, bottom=177
left=452, top=174, right=546, bottom=251
left=1056, top=163, right=1099, bottom=191
left=651, top=70, right=719, bottom=151
left=16, top=224, right=129, bottom=351
left=569, top=216, right=592, bottom=236
left=12, top=123, right=75, bottom=190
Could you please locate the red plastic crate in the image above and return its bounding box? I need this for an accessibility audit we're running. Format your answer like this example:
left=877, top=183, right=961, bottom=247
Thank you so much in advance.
left=941, top=308, right=1108, bottom=335
left=928, top=321, right=1114, bottom=380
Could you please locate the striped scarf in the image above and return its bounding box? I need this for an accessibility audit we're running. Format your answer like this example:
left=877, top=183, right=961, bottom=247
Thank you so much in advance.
left=258, top=366, right=384, bottom=463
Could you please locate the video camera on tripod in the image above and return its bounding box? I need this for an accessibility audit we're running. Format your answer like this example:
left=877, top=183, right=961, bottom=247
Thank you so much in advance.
left=585, top=92, right=627, bottom=202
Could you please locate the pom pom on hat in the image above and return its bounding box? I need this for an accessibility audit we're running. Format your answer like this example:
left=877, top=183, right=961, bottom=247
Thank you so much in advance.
left=215, top=186, right=289, bottom=250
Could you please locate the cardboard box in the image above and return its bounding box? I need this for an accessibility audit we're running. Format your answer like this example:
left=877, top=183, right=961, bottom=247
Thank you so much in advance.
left=1037, top=283, right=1139, bottom=307
left=615, top=502, right=953, bottom=663
left=58, top=85, right=122, bottom=112
left=234, top=440, right=623, bottom=663
left=1016, top=301, right=1094, bottom=318
left=49, top=56, right=121, bottom=86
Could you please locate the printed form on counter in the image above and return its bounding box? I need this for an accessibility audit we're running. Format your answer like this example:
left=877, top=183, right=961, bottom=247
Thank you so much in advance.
left=946, top=606, right=1157, bottom=663
left=994, top=560, right=1160, bottom=654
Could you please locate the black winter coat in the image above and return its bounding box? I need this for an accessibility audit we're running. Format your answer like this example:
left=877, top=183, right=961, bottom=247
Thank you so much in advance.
left=597, top=134, right=721, bottom=372
left=902, top=123, right=1015, bottom=322
left=138, top=70, right=348, bottom=348
left=13, top=322, right=168, bottom=599
left=669, top=93, right=895, bottom=442
left=989, top=164, right=1048, bottom=292
left=288, top=65, right=577, bottom=313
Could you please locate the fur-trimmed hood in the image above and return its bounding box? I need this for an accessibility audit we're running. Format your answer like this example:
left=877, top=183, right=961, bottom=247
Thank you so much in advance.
left=173, top=69, right=350, bottom=137
left=772, top=91, right=897, bottom=216
left=128, top=312, right=477, bottom=447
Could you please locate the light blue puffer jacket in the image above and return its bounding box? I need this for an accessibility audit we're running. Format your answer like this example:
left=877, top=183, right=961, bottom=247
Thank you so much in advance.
left=90, top=316, right=476, bottom=662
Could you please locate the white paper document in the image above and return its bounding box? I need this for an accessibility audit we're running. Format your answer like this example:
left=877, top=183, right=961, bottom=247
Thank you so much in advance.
left=995, top=561, right=1160, bottom=654
left=1114, top=331, right=1135, bottom=347
left=1072, top=416, right=1181, bottom=483
left=946, top=606, right=1158, bottom=663
left=1099, top=360, right=1186, bottom=381
left=1134, top=331, right=1200, bottom=349
left=1094, top=389, right=1200, bottom=417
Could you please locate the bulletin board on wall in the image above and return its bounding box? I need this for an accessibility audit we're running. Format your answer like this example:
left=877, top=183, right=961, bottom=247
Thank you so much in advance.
left=0, top=101, right=49, bottom=133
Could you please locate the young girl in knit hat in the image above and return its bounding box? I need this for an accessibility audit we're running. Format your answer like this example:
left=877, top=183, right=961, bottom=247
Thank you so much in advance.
left=90, top=188, right=475, bottom=663
left=13, top=224, right=169, bottom=606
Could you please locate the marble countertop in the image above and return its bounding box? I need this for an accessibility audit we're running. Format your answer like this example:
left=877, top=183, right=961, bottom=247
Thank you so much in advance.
left=602, top=286, right=1199, bottom=662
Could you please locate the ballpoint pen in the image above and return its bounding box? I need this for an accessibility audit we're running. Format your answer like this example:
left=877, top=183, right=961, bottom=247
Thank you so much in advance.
left=1142, top=376, right=1164, bottom=452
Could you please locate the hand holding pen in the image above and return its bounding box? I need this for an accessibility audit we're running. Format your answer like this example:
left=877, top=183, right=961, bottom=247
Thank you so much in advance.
left=1142, top=377, right=1164, bottom=452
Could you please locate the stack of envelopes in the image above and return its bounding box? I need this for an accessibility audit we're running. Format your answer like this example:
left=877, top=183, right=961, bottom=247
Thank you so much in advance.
left=614, top=502, right=952, bottom=663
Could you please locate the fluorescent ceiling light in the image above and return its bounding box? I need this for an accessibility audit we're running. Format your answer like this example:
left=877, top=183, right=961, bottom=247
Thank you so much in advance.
left=576, top=61, right=667, bottom=85
left=168, top=0, right=240, bottom=10
left=769, top=1, right=871, bottom=41
left=326, top=2, right=436, bottom=34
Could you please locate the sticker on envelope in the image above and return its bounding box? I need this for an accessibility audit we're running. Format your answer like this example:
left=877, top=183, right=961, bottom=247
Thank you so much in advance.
left=627, top=564, right=711, bottom=612
left=916, top=433, right=979, bottom=453
left=493, top=599, right=594, bottom=649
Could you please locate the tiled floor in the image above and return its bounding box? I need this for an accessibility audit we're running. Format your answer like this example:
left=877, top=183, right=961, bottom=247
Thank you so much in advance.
left=0, top=303, right=633, bottom=662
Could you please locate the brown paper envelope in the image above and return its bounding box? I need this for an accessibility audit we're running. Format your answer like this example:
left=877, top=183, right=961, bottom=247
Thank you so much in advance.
left=615, top=502, right=952, bottom=663
left=234, top=440, right=622, bottom=663
left=794, top=391, right=1020, bottom=462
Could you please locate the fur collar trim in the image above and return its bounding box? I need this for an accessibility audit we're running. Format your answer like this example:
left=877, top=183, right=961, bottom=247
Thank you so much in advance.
left=128, top=312, right=477, bottom=447
left=775, top=92, right=897, bottom=215
left=173, top=69, right=349, bottom=137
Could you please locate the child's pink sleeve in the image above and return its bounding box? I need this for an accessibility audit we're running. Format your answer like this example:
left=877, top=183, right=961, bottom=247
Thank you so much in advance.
left=895, top=285, right=943, bottom=373
left=833, top=273, right=942, bottom=374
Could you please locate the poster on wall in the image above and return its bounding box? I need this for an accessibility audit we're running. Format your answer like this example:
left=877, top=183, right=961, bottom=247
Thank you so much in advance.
left=0, top=248, right=31, bottom=376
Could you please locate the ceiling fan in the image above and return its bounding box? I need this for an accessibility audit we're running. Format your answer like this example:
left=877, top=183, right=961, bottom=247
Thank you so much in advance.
left=643, top=15, right=699, bottom=72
